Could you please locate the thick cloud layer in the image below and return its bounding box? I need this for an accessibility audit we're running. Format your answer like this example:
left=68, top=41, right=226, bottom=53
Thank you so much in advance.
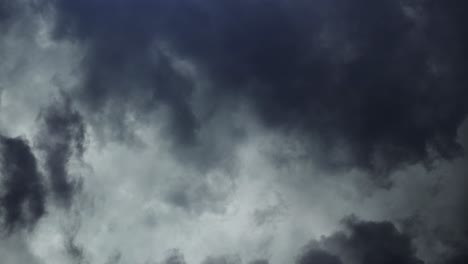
left=0, top=1, right=467, bottom=264
left=0, top=135, right=45, bottom=232
left=300, top=218, right=423, bottom=264
left=45, top=0, right=468, bottom=174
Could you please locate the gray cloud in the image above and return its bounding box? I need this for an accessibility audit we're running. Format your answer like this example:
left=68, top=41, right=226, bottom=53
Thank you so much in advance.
left=163, top=249, right=187, bottom=264
left=202, top=255, right=242, bottom=264
left=0, top=0, right=18, bottom=29
left=36, top=94, right=86, bottom=208
left=0, top=1, right=467, bottom=264
left=64, top=234, right=88, bottom=264
left=298, top=249, right=343, bottom=264
left=0, top=234, right=42, bottom=264
left=0, top=135, right=45, bottom=233
left=43, top=0, right=468, bottom=176
left=300, top=217, right=423, bottom=264
left=248, top=260, right=269, bottom=264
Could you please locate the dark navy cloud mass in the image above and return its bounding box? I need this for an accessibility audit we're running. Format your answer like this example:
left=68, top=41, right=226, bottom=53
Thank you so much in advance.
left=48, top=0, right=468, bottom=174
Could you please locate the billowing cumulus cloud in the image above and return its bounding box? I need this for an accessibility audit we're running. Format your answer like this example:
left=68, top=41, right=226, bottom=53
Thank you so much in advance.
left=0, top=1, right=467, bottom=264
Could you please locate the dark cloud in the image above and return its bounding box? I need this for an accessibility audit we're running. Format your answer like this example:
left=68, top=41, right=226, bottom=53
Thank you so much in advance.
left=49, top=0, right=198, bottom=146
left=0, top=0, right=17, bottom=26
left=44, top=0, right=468, bottom=175
left=0, top=95, right=85, bottom=234
left=300, top=218, right=423, bottom=264
left=445, top=252, right=468, bottom=264
left=403, top=211, right=468, bottom=264
left=298, top=249, right=343, bottom=264
left=0, top=0, right=35, bottom=31
left=36, top=95, right=86, bottom=207
left=0, top=1, right=466, bottom=263
left=202, top=255, right=242, bottom=264
left=0, top=135, right=45, bottom=233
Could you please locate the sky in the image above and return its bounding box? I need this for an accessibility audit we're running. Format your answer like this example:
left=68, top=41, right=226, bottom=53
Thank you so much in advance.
left=0, top=0, right=467, bottom=263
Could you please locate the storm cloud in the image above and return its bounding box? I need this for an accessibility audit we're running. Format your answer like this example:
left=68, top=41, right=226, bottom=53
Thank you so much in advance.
left=0, top=135, right=45, bottom=233
left=299, top=218, right=423, bottom=264
left=0, top=95, right=86, bottom=233
left=0, top=0, right=467, bottom=264
left=0, top=0, right=17, bottom=28
left=298, top=249, right=343, bottom=264
left=44, top=0, right=468, bottom=175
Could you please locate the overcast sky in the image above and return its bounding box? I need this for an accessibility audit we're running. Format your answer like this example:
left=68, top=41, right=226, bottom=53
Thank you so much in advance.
left=1, top=1, right=467, bottom=264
